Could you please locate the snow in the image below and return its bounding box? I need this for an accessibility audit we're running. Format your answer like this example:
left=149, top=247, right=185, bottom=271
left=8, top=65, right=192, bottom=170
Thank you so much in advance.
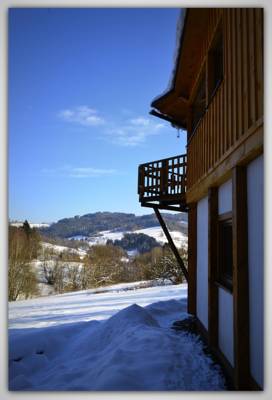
left=86, top=230, right=125, bottom=245
left=151, top=9, right=186, bottom=104
left=41, top=242, right=87, bottom=258
left=68, top=235, right=89, bottom=241
left=135, top=226, right=188, bottom=248
left=127, top=249, right=139, bottom=257
left=82, top=226, right=187, bottom=249
left=167, top=9, right=187, bottom=91
left=10, top=222, right=51, bottom=228
left=9, top=283, right=186, bottom=329
left=9, top=283, right=226, bottom=391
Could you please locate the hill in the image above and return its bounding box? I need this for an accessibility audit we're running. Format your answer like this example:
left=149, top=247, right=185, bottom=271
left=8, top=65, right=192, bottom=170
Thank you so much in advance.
left=107, top=232, right=161, bottom=254
left=39, top=211, right=188, bottom=239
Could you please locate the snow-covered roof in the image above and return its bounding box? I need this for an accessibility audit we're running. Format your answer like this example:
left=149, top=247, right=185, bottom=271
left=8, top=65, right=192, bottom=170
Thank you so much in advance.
left=151, top=9, right=187, bottom=106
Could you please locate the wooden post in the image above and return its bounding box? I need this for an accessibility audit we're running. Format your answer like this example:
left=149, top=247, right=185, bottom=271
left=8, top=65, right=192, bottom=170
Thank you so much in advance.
left=208, top=187, right=219, bottom=347
left=232, top=166, right=250, bottom=389
left=153, top=207, right=189, bottom=282
left=188, top=203, right=197, bottom=315
left=138, top=165, right=144, bottom=198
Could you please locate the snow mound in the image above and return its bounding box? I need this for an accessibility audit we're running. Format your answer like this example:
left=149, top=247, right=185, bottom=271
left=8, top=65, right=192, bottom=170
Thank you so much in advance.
left=9, top=293, right=226, bottom=391
left=104, top=303, right=159, bottom=330
left=146, top=298, right=188, bottom=327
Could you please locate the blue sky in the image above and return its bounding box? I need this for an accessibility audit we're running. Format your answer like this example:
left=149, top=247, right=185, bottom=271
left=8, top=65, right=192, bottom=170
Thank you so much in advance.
left=9, top=8, right=187, bottom=222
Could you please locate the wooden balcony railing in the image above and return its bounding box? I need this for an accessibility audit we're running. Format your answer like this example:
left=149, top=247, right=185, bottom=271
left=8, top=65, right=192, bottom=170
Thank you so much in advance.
left=138, top=154, right=187, bottom=211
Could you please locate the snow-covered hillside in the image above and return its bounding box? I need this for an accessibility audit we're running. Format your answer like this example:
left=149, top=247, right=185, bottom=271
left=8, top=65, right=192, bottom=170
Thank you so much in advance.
left=86, top=230, right=125, bottom=244
left=10, top=222, right=51, bottom=228
left=135, top=226, right=187, bottom=248
left=9, top=283, right=226, bottom=391
left=41, top=242, right=87, bottom=258
left=30, top=226, right=187, bottom=299
left=70, top=226, right=188, bottom=249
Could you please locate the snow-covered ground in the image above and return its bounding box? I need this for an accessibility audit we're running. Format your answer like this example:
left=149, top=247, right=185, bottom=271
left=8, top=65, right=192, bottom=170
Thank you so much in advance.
left=9, top=283, right=226, bottom=391
left=9, top=283, right=186, bottom=329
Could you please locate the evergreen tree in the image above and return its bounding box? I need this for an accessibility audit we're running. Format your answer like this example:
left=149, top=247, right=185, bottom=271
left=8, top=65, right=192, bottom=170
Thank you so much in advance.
left=22, top=220, right=31, bottom=237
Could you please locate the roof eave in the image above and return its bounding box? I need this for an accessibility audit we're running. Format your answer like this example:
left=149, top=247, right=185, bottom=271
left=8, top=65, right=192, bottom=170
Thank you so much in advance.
left=151, top=8, right=188, bottom=109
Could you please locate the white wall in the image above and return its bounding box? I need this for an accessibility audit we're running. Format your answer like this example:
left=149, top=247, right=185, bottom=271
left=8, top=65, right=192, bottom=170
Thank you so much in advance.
left=247, top=155, right=264, bottom=388
left=218, top=179, right=234, bottom=365
left=218, top=179, right=232, bottom=215
left=218, top=288, right=234, bottom=366
left=197, top=196, right=209, bottom=329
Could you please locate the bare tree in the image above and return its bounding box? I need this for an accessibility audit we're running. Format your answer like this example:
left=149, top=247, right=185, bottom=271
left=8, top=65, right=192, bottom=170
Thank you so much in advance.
left=65, top=264, right=82, bottom=292
left=151, top=245, right=187, bottom=284
left=53, top=261, right=65, bottom=293
left=41, top=257, right=66, bottom=293
left=84, top=245, right=126, bottom=287
left=131, top=245, right=187, bottom=284
left=8, top=226, right=39, bottom=301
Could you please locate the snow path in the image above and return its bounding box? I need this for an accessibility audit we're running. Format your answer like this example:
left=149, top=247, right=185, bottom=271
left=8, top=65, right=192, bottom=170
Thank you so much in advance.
left=9, top=284, right=226, bottom=391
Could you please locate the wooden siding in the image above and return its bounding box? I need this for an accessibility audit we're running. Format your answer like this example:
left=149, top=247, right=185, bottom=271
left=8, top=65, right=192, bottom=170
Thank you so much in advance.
left=187, top=8, right=263, bottom=191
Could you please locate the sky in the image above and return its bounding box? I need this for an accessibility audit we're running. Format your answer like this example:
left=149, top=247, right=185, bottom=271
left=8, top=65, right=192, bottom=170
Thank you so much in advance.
left=8, top=7, right=187, bottom=223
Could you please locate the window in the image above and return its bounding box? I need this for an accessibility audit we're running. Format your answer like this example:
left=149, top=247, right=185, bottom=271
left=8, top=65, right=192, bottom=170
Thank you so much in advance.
left=208, top=29, right=224, bottom=101
left=191, top=73, right=206, bottom=133
left=217, top=217, right=233, bottom=290
left=189, top=25, right=223, bottom=136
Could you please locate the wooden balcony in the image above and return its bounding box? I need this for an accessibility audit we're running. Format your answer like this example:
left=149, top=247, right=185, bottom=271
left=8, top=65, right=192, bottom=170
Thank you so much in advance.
left=138, top=154, right=187, bottom=212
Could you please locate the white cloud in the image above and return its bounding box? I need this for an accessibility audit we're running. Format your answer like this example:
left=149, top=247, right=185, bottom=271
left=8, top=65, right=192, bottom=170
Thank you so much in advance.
left=68, top=167, right=116, bottom=178
left=129, top=117, right=150, bottom=127
left=42, top=166, right=117, bottom=178
left=58, top=106, right=105, bottom=126
left=107, top=117, right=166, bottom=147
left=58, top=106, right=166, bottom=147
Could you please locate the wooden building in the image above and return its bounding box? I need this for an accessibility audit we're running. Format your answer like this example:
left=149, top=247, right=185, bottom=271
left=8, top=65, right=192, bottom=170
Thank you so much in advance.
left=138, top=8, right=263, bottom=390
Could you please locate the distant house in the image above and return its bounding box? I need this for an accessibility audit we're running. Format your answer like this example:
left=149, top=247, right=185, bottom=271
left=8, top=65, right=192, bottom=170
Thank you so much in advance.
left=138, top=8, right=263, bottom=390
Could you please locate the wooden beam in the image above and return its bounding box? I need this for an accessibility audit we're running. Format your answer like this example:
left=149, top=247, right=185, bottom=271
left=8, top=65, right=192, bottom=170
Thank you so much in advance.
left=208, top=187, right=219, bottom=347
left=140, top=202, right=187, bottom=213
left=232, top=166, right=250, bottom=389
left=188, top=203, right=197, bottom=315
left=153, top=207, right=189, bottom=282
left=255, top=9, right=263, bottom=120
left=242, top=9, right=249, bottom=133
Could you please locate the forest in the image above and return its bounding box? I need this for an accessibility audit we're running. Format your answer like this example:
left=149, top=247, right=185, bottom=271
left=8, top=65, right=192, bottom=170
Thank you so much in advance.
left=39, top=211, right=188, bottom=238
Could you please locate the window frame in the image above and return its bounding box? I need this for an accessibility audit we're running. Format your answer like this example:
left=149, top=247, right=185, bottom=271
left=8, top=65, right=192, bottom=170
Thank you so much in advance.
left=216, top=212, right=233, bottom=292
left=207, top=24, right=224, bottom=106
left=191, top=69, right=207, bottom=134
left=188, top=20, right=224, bottom=140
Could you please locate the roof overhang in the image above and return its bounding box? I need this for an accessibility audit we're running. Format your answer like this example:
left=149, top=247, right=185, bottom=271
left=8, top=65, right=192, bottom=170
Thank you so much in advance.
left=150, top=8, right=210, bottom=131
